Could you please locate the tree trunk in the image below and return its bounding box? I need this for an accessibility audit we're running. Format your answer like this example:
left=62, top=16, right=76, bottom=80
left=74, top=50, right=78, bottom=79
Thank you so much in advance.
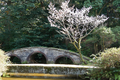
left=72, top=39, right=86, bottom=64
left=78, top=48, right=86, bottom=64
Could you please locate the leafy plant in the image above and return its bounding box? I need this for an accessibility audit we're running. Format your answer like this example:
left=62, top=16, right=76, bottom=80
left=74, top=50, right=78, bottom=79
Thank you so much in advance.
left=0, top=49, right=9, bottom=78
left=91, top=47, right=120, bottom=68
left=89, top=47, right=120, bottom=79
left=112, top=26, right=120, bottom=47
left=84, top=26, right=116, bottom=54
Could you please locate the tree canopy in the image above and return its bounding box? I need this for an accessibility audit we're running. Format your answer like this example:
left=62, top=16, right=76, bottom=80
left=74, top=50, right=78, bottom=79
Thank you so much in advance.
left=0, top=0, right=119, bottom=57
left=0, top=0, right=65, bottom=51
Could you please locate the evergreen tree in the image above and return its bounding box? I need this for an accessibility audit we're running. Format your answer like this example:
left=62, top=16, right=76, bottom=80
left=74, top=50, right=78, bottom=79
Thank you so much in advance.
left=0, top=0, right=65, bottom=51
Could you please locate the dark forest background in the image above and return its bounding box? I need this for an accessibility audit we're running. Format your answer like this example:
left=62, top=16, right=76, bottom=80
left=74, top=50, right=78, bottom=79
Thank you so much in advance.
left=0, top=0, right=120, bottom=57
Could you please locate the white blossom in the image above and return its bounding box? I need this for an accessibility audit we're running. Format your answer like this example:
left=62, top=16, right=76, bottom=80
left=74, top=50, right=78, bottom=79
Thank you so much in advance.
left=47, top=0, right=108, bottom=43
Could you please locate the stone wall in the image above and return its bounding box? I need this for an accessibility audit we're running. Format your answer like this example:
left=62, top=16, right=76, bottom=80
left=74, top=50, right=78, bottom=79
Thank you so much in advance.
left=7, top=64, right=97, bottom=75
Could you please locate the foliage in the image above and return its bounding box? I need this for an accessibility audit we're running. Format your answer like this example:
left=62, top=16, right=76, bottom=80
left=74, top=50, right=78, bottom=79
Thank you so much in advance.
left=48, top=0, right=108, bottom=63
left=0, top=0, right=119, bottom=58
left=0, top=49, right=9, bottom=78
left=70, top=0, right=120, bottom=27
left=21, top=61, right=28, bottom=64
left=91, top=47, right=120, bottom=68
left=0, top=0, right=66, bottom=51
left=112, top=26, right=120, bottom=47
left=89, top=47, right=120, bottom=79
left=66, top=43, right=76, bottom=52
left=84, top=0, right=120, bottom=27
left=55, top=57, right=73, bottom=64
left=81, top=43, right=93, bottom=57
left=10, top=56, right=21, bottom=64
left=2, top=73, right=10, bottom=77
left=83, top=26, right=116, bottom=55
left=88, top=68, right=120, bottom=80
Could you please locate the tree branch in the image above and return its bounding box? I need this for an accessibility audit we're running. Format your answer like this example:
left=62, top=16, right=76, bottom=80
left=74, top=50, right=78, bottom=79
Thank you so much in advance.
left=98, top=0, right=114, bottom=15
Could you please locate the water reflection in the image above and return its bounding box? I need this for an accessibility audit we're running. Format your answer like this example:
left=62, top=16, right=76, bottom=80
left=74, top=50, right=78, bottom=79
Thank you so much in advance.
left=2, top=77, right=80, bottom=80
left=2, top=73, right=81, bottom=80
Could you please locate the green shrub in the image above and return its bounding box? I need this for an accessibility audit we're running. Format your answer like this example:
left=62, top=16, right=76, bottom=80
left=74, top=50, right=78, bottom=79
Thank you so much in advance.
left=91, top=47, right=120, bottom=68
left=89, top=47, right=120, bottom=80
left=0, top=49, right=9, bottom=78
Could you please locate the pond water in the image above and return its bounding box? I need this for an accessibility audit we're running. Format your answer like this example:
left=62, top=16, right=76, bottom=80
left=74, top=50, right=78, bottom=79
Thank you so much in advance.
left=2, top=77, right=80, bottom=80
left=2, top=73, right=82, bottom=80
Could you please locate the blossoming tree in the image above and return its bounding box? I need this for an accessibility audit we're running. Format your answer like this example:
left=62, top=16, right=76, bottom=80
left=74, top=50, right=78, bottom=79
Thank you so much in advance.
left=47, top=0, right=108, bottom=63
